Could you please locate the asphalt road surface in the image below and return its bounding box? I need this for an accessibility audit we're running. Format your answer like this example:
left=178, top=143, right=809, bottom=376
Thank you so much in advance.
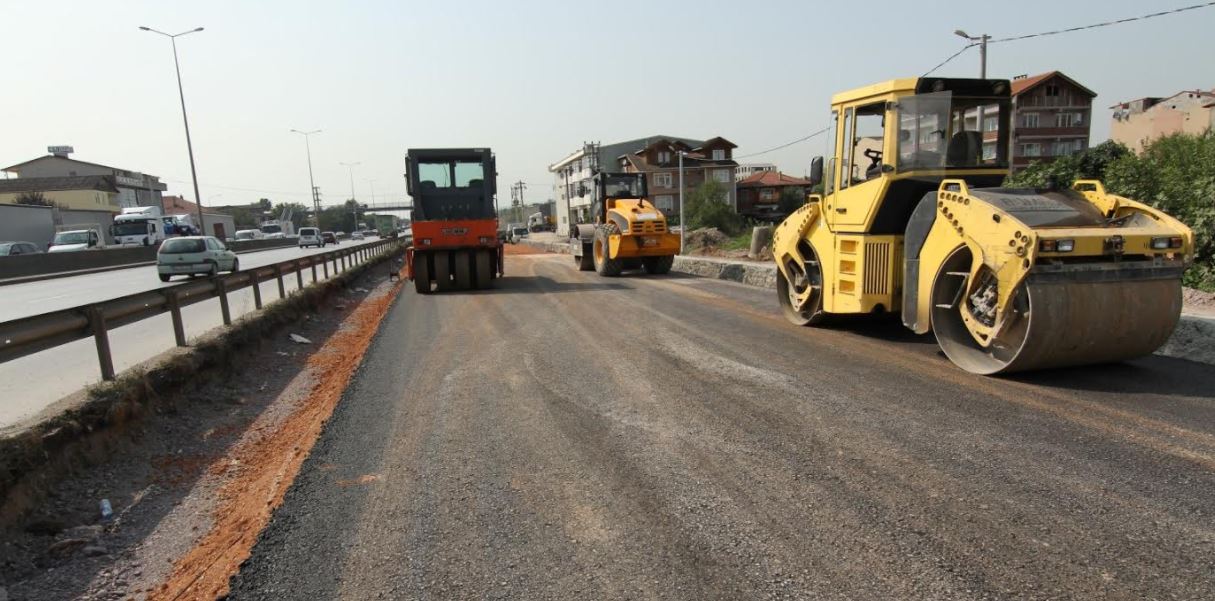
left=231, top=252, right=1215, bottom=600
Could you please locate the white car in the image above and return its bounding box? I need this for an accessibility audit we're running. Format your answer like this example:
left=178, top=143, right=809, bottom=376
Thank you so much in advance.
left=298, top=227, right=324, bottom=248
left=509, top=227, right=529, bottom=244
left=157, top=236, right=239, bottom=282
left=233, top=229, right=263, bottom=241
left=351, top=230, right=365, bottom=240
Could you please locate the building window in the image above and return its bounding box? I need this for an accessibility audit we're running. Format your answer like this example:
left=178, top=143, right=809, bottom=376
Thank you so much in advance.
left=1074, top=139, right=1085, bottom=152
left=984, top=116, right=998, bottom=132
left=658, top=151, right=671, bottom=164
left=1021, top=143, right=1041, bottom=157
left=654, top=195, right=674, bottom=211
left=759, top=188, right=776, bottom=201
left=653, top=172, right=673, bottom=188
left=982, top=143, right=996, bottom=160
left=1055, top=112, right=1082, bottom=127
left=713, top=169, right=731, bottom=183
left=1045, top=84, right=1059, bottom=97
left=712, top=149, right=726, bottom=160
left=1020, top=112, right=1040, bottom=128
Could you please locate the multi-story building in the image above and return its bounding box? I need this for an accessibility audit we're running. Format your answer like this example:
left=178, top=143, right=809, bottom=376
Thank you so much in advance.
left=618, top=137, right=738, bottom=224
left=1008, top=71, right=1096, bottom=170
left=736, top=171, right=812, bottom=220
left=0, top=175, right=120, bottom=212
left=2, top=147, right=167, bottom=209
left=549, top=135, right=724, bottom=235
left=735, top=163, right=776, bottom=181
left=1111, top=89, right=1215, bottom=153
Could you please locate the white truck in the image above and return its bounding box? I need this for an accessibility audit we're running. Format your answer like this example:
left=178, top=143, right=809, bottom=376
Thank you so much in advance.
left=111, top=206, right=167, bottom=247
left=48, top=224, right=107, bottom=253
left=260, top=206, right=296, bottom=239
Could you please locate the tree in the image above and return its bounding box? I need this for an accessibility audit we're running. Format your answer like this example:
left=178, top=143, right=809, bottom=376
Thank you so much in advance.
left=777, top=187, right=807, bottom=218
left=318, top=205, right=356, bottom=233
left=684, top=180, right=744, bottom=235
left=15, top=191, right=54, bottom=207
left=1004, top=141, right=1130, bottom=188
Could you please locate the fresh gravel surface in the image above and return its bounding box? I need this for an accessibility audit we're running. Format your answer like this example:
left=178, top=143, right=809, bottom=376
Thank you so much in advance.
left=229, top=253, right=1215, bottom=600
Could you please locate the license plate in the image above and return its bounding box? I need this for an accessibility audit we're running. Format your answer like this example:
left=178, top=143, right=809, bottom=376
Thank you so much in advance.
left=642, top=237, right=659, bottom=247
left=442, top=228, right=468, bottom=236
left=173, top=265, right=195, bottom=272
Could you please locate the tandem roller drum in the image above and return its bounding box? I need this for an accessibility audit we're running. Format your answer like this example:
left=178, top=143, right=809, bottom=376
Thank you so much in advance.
left=930, top=253, right=1183, bottom=375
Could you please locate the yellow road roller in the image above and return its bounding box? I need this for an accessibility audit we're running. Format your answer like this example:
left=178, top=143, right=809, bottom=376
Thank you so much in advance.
left=772, top=77, right=1193, bottom=374
left=571, top=172, right=681, bottom=276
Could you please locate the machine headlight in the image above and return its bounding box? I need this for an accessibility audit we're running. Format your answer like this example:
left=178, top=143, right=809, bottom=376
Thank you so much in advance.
left=421, top=238, right=432, bottom=246
left=1038, top=239, right=1073, bottom=252
left=1151, top=236, right=1183, bottom=249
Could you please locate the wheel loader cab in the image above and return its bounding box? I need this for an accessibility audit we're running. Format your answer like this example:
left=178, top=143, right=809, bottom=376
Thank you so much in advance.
left=772, top=77, right=1194, bottom=375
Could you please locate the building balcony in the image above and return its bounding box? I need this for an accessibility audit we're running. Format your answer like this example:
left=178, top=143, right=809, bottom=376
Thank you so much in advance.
left=1014, top=126, right=1088, bottom=138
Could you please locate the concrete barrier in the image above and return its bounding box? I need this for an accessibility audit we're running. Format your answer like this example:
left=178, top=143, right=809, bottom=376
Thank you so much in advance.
left=0, top=237, right=298, bottom=283
left=520, top=237, right=1215, bottom=366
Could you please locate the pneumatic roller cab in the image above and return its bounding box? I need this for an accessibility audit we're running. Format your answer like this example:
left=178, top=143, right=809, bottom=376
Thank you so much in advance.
left=771, top=77, right=1193, bottom=375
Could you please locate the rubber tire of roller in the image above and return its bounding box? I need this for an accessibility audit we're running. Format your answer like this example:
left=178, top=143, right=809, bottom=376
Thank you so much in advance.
left=577, top=244, right=594, bottom=271
left=413, top=251, right=431, bottom=294
left=593, top=224, right=623, bottom=277
left=474, top=249, right=493, bottom=289
left=643, top=255, right=674, bottom=275
left=454, top=250, right=473, bottom=290
left=434, top=251, right=453, bottom=291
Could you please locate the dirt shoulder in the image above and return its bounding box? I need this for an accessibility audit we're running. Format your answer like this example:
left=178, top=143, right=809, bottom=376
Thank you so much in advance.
left=0, top=267, right=401, bottom=601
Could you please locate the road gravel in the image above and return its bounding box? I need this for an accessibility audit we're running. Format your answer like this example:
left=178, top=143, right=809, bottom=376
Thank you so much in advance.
left=230, top=252, right=1215, bottom=600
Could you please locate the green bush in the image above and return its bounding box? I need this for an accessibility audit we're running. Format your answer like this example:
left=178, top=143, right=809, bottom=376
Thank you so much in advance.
left=1005, top=133, right=1215, bottom=291
left=685, top=180, right=745, bottom=236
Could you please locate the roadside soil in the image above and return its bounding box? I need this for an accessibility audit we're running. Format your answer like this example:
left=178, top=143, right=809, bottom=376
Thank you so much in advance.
left=0, top=267, right=402, bottom=601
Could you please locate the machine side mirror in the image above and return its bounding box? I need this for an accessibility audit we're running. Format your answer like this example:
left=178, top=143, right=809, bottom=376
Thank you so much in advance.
left=808, top=156, right=824, bottom=188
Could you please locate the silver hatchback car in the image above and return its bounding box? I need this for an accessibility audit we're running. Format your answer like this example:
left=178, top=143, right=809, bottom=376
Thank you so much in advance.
left=157, top=236, right=239, bottom=282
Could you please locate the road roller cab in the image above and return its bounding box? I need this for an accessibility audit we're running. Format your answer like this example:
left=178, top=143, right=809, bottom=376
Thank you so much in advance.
left=771, top=77, right=1194, bottom=374
left=405, top=148, right=503, bottom=292
left=570, top=172, right=681, bottom=276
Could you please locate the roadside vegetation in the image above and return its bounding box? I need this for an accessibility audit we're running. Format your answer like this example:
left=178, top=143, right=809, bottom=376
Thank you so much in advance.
left=1006, top=133, right=1215, bottom=291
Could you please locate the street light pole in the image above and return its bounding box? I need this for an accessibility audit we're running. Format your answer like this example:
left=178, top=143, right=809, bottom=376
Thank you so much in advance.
left=139, top=25, right=205, bottom=234
left=340, top=161, right=360, bottom=229
left=954, top=29, right=990, bottom=78
left=291, top=129, right=322, bottom=226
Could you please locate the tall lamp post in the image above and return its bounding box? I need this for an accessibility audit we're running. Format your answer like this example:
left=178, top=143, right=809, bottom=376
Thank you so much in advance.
left=340, top=161, right=360, bottom=229
left=291, top=129, right=322, bottom=226
left=139, top=25, right=205, bottom=234
left=954, top=29, right=990, bottom=78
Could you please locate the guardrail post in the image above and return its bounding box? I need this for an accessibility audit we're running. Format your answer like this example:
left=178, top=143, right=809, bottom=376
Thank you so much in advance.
left=341, top=253, right=347, bottom=272
left=250, top=271, right=263, bottom=310
left=323, top=258, right=330, bottom=279
left=87, top=307, right=116, bottom=381
left=167, top=292, right=187, bottom=347
left=296, top=264, right=304, bottom=291
left=216, top=278, right=232, bottom=325
left=311, top=262, right=318, bottom=282
left=275, top=265, right=286, bottom=299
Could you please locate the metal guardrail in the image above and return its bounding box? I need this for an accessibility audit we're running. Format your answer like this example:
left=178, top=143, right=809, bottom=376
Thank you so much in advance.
left=0, top=238, right=401, bottom=381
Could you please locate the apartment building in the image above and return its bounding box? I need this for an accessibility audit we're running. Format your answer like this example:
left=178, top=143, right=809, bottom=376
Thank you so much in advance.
left=735, top=162, right=776, bottom=181
left=617, top=137, right=738, bottom=221
left=2, top=147, right=167, bottom=209
left=1008, top=71, right=1096, bottom=170
left=1111, top=89, right=1215, bottom=153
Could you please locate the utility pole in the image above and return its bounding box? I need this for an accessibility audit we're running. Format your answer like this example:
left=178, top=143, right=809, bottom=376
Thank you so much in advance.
left=512, top=180, right=527, bottom=224
left=291, top=129, right=322, bottom=226
left=340, top=161, right=359, bottom=230
left=954, top=30, right=990, bottom=78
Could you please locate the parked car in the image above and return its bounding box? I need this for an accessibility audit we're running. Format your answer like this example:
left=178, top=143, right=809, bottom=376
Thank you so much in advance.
left=0, top=241, right=42, bottom=256
left=321, top=231, right=338, bottom=245
left=157, top=236, right=239, bottom=282
left=298, top=227, right=324, bottom=248
left=351, top=230, right=365, bottom=240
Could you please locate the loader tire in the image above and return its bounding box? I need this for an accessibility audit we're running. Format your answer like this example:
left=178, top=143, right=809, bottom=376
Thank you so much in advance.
left=474, top=249, right=492, bottom=289
left=643, top=255, right=675, bottom=275
left=454, top=250, right=473, bottom=290
left=593, top=224, right=624, bottom=277
left=413, top=251, right=431, bottom=294
left=434, top=251, right=453, bottom=291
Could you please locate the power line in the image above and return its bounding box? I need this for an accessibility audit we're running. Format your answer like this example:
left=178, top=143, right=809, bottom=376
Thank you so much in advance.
left=923, top=43, right=976, bottom=77
left=989, top=2, right=1215, bottom=44
left=735, top=126, right=832, bottom=160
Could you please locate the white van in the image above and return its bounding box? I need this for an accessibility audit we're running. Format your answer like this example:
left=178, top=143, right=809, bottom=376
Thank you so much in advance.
left=298, top=227, right=324, bottom=248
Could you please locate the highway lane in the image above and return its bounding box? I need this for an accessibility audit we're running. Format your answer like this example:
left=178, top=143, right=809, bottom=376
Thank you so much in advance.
left=0, top=237, right=384, bottom=431
left=0, top=237, right=381, bottom=322
left=231, top=253, right=1215, bottom=600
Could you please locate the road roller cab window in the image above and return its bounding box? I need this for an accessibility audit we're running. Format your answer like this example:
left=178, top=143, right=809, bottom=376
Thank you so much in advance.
left=896, top=91, right=1010, bottom=171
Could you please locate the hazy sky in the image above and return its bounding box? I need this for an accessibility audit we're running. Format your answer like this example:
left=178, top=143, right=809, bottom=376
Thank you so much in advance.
left=4, top=0, right=1212, bottom=210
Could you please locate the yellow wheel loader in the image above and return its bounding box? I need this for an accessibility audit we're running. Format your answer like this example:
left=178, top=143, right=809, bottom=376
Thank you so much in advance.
left=772, top=77, right=1193, bottom=374
left=571, top=172, right=681, bottom=276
